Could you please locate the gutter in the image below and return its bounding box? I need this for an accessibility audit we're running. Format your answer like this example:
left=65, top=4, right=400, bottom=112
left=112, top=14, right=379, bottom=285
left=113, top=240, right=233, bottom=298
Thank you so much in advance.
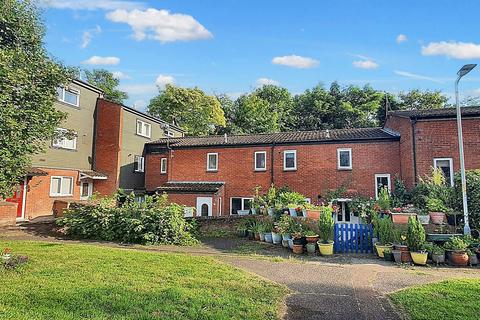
left=270, top=142, right=275, bottom=185
left=411, top=118, right=418, bottom=185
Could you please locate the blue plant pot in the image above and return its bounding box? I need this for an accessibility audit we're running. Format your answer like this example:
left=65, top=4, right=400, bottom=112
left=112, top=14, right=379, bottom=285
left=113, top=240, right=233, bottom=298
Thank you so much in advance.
left=272, top=232, right=282, bottom=244
left=264, top=232, right=273, bottom=243
left=282, top=234, right=292, bottom=241
left=288, top=239, right=294, bottom=250
left=289, top=208, right=297, bottom=217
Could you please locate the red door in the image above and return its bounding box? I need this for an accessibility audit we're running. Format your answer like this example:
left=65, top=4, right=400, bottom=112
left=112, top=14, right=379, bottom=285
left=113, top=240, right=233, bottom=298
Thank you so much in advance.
left=6, top=181, right=25, bottom=218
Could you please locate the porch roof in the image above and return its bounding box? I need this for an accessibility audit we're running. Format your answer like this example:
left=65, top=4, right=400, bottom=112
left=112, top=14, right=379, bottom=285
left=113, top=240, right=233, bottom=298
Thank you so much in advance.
left=156, top=181, right=225, bottom=193
left=79, top=170, right=108, bottom=180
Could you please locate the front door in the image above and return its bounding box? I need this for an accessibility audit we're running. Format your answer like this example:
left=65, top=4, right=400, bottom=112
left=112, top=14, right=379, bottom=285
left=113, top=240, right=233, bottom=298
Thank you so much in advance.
left=196, top=197, right=212, bottom=217
left=6, top=178, right=27, bottom=219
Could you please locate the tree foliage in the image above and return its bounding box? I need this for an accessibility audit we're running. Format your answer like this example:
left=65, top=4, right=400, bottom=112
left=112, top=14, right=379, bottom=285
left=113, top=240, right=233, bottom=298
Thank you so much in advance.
left=148, top=84, right=226, bottom=136
left=83, top=69, right=128, bottom=104
left=0, top=0, right=71, bottom=198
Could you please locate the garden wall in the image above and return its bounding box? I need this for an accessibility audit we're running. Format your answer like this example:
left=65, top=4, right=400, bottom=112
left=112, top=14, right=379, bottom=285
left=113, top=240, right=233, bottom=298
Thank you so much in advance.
left=0, top=202, right=17, bottom=226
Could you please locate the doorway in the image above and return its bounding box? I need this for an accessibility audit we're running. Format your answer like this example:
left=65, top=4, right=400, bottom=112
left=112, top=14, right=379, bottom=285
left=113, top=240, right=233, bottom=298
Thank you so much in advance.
left=196, top=197, right=212, bottom=217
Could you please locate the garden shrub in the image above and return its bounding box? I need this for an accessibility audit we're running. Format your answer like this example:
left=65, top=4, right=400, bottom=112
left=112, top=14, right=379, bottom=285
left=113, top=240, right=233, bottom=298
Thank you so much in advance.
left=452, top=169, right=480, bottom=231
left=57, top=193, right=198, bottom=245
left=407, top=216, right=425, bottom=252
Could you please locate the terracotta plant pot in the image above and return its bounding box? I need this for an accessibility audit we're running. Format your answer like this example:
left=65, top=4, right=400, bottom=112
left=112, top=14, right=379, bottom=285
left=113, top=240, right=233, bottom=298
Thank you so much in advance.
left=375, top=244, right=393, bottom=258
left=305, top=209, right=321, bottom=220
left=391, top=212, right=416, bottom=224
left=292, top=244, right=304, bottom=254
left=450, top=251, right=469, bottom=267
left=305, top=236, right=319, bottom=243
left=417, top=215, right=430, bottom=225
left=254, top=233, right=260, bottom=241
left=411, top=252, right=428, bottom=265
left=318, top=241, right=334, bottom=256
left=429, top=212, right=446, bottom=224
left=306, top=243, right=316, bottom=254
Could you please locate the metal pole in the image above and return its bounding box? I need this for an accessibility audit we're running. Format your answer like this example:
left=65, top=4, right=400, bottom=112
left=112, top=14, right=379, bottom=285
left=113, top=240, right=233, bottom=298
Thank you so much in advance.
left=455, top=76, right=470, bottom=235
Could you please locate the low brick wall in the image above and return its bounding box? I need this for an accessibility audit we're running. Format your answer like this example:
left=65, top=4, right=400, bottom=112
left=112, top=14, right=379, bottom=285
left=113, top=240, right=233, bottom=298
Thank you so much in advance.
left=189, top=215, right=251, bottom=236
left=0, top=202, right=17, bottom=226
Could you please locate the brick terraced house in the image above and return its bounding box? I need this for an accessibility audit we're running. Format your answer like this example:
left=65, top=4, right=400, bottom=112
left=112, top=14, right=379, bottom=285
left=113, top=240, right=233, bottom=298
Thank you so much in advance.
left=144, top=107, right=480, bottom=220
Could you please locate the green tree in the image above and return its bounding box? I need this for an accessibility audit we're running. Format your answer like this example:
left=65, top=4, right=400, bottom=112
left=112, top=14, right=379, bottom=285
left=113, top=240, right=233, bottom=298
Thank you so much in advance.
left=0, top=0, right=71, bottom=198
left=232, top=94, right=279, bottom=134
left=215, top=94, right=239, bottom=134
left=148, top=84, right=226, bottom=136
left=253, top=85, right=294, bottom=131
left=397, top=89, right=447, bottom=110
left=83, top=69, right=128, bottom=104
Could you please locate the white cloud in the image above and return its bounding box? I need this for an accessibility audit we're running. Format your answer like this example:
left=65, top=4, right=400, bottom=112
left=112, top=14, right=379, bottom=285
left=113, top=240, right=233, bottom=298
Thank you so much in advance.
left=82, top=56, right=120, bottom=65
left=39, top=0, right=144, bottom=10
left=396, top=34, right=408, bottom=44
left=421, top=41, right=480, bottom=59
left=155, top=74, right=175, bottom=88
left=352, top=59, right=379, bottom=69
left=394, top=70, right=443, bottom=83
left=81, top=25, right=102, bottom=49
left=112, top=71, right=130, bottom=79
left=256, top=78, right=280, bottom=87
left=271, top=55, right=319, bottom=69
left=106, top=8, right=213, bottom=43
left=133, top=99, right=146, bottom=110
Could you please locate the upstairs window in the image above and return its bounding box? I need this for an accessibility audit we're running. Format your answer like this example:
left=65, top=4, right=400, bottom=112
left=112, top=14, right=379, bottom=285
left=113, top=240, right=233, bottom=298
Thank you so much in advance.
left=166, top=130, right=175, bottom=137
left=136, top=120, right=151, bottom=138
left=254, top=151, right=267, bottom=171
left=207, top=153, right=218, bottom=171
left=337, top=148, right=352, bottom=170
left=57, top=87, right=79, bottom=107
left=52, top=128, right=77, bottom=150
left=160, top=158, right=167, bottom=174
left=50, top=176, right=74, bottom=196
left=434, top=158, right=454, bottom=186
left=134, top=155, right=145, bottom=172
left=283, top=150, right=297, bottom=171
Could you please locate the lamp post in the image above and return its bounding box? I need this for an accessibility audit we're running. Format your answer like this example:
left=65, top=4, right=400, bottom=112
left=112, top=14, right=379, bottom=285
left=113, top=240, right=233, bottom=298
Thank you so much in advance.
left=455, top=64, right=476, bottom=235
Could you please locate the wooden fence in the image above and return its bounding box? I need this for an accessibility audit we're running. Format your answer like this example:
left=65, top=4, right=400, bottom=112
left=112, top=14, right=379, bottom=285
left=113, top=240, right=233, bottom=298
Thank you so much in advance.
left=333, top=223, right=374, bottom=254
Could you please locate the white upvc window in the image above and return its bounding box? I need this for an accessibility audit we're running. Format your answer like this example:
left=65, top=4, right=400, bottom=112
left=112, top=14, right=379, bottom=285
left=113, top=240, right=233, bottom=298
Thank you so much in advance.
left=207, top=153, right=218, bottom=171
left=50, top=176, right=74, bottom=197
left=57, top=87, right=79, bottom=107
left=80, top=181, right=93, bottom=200
left=136, top=120, right=151, bottom=138
left=230, top=197, right=254, bottom=215
left=52, top=128, right=77, bottom=150
left=375, top=174, right=391, bottom=199
left=160, top=158, right=167, bottom=174
left=134, top=155, right=145, bottom=172
left=283, top=150, right=297, bottom=171
left=434, top=158, right=454, bottom=186
left=254, top=151, right=267, bottom=171
left=337, top=148, right=352, bottom=170
left=166, top=130, right=175, bottom=137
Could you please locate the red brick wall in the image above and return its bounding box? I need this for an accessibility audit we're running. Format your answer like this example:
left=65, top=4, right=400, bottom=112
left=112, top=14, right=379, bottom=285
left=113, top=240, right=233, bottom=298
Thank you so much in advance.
left=145, top=152, right=169, bottom=190
left=93, top=99, right=123, bottom=195
left=0, top=202, right=17, bottom=226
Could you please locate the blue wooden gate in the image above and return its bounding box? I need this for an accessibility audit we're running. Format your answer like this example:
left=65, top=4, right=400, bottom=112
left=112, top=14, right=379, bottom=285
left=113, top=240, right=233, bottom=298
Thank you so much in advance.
left=333, top=223, right=374, bottom=253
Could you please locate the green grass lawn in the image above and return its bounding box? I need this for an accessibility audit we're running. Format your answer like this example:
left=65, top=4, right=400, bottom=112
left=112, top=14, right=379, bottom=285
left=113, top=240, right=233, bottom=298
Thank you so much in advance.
left=0, top=241, right=288, bottom=320
left=390, top=278, right=480, bottom=320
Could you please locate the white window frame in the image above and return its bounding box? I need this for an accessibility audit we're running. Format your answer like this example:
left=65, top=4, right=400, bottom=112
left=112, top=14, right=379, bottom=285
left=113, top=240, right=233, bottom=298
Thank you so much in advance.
left=207, top=153, right=218, bottom=171
left=136, top=120, right=151, bottom=138
left=254, top=151, right=267, bottom=171
left=337, top=148, right=352, bottom=170
left=52, top=128, right=77, bottom=150
left=57, top=87, right=80, bottom=107
left=434, top=158, right=454, bottom=186
left=134, top=155, right=145, bottom=173
left=166, top=130, right=175, bottom=137
left=160, top=158, right=167, bottom=174
left=230, top=197, right=254, bottom=215
left=283, top=150, right=297, bottom=171
left=80, top=181, right=93, bottom=200
left=50, top=176, right=74, bottom=197
left=375, top=174, right=391, bottom=200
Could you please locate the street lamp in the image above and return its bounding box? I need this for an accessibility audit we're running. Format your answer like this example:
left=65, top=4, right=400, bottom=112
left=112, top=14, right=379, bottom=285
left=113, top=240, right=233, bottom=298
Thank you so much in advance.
left=455, top=64, right=476, bottom=235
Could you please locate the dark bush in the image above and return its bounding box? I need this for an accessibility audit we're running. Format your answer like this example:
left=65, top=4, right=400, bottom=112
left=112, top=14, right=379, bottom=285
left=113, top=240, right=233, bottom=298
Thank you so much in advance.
left=57, top=193, right=198, bottom=245
left=452, top=170, right=480, bottom=231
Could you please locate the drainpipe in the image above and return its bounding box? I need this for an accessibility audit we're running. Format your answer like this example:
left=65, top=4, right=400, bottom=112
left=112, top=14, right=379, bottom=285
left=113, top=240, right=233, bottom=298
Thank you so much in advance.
left=411, top=118, right=418, bottom=185
left=270, top=142, right=275, bottom=185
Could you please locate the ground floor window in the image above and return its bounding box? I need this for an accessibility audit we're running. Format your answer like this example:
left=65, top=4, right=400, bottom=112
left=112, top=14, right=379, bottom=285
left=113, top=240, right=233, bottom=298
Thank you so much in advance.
left=230, top=197, right=253, bottom=215
left=434, top=158, right=454, bottom=186
left=50, top=176, right=74, bottom=196
left=375, top=174, right=391, bottom=199
left=333, top=199, right=360, bottom=224
left=80, top=181, right=93, bottom=200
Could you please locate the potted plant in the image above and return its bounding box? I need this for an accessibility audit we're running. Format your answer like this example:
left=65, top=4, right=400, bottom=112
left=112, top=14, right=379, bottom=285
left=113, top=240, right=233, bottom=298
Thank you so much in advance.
left=417, top=210, right=430, bottom=225
left=375, top=217, right=394, bottom=258
left=271, top=225, right=282, bottom=244
left=305, top=230, right=319, bottom=243
left=1, top=248, right=12, bottom=261
left=278, top=215, right=294, bottom=242
left=258, top=223, right=266, bottom=241
left=407, top=216, right=428, bottom=265
left=305, top=203, right=322, bottom=220
left=306, top=242, right=316, bottom=254
left=263, top=220, right=274, bottom=243
left=390, top=207, right=417, bottom=224
left=431, top=245, right=445, bottom=265
left=292, top=231, right=304, bottom=254
left=426, top=198, right=448, bottom=225
left=236, top=220, right=248, bottom=237
left=383, top=248, right=394, bottom=262
left=445, top=236, right=469, bottom=266
left=317, top=206, right=335, bottom=256
left=468, top=249, right=478, bottom=266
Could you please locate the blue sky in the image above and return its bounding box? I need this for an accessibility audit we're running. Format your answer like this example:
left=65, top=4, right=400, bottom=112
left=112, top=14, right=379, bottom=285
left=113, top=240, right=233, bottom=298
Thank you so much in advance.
left=41, top=0, right=480, bottom=110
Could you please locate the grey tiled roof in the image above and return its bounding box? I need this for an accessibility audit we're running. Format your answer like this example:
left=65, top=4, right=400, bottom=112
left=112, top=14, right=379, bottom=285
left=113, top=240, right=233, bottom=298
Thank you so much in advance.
left=148, top=127, right=397, bottom=148
left=390, top=106, right=480, bottom=119
left=156, top=181, right=225, bottom=193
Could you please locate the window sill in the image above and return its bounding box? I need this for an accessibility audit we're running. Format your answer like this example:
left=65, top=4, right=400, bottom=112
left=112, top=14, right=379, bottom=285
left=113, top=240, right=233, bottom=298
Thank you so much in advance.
left=50, top=194, right=74, bottom=198
left=50, top=147, right=78, bottom=152
left=283, top=168, right=297, bottom=172
left=56, top=100, right=80, bottom=109
left=160, top=172, right=167, bottom=175
left=337, top=167, right=352, bottom=171
left=254, top=169, right=267, bottom=172
left=206, top=170, right=218, bottom=173
left=134, top=171, right=145, bottom=174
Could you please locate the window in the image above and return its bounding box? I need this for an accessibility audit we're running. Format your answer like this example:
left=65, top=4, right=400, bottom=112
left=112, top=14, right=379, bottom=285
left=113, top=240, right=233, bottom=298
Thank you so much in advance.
left=375, top=174, right=391, bottom=199
left=136, top=120, right=151, bottom=138
left=166, top=130, right=175, bottom=137
left=230, top=197, right=253, bottom=215
left=57, top=87, right=79, bottom=107
left=50, top=176, right=74, bottom=196
left=160, top=158, right=167, bottom=174
left=134, top=155, right=145, bottom=172
left=207, top=153, right=218, bottom=171
left=254, top=151, right=267, bottom=171
left=434, top=158, right=454, bottom=186
left=52, top=128, right=77, bottom=150
left=80, top=182, right=93, bottom=200
left=337, top=148, right=352, bottom=170
left=283, top=150, right=297, bottom=171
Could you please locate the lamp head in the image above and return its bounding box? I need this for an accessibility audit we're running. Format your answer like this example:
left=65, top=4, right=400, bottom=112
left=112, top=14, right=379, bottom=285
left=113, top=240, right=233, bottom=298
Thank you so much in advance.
left=457, top=64, right=477, bottom=77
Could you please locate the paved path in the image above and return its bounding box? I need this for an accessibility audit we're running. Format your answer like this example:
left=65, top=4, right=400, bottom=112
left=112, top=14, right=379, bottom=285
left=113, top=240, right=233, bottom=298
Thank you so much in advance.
left=2, top=224, right=480, bottom=320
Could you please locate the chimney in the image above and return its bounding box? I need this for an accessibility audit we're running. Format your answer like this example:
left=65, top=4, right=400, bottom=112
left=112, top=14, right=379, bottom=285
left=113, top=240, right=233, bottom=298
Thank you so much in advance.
left=224, top=133, right=228, bottom=143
